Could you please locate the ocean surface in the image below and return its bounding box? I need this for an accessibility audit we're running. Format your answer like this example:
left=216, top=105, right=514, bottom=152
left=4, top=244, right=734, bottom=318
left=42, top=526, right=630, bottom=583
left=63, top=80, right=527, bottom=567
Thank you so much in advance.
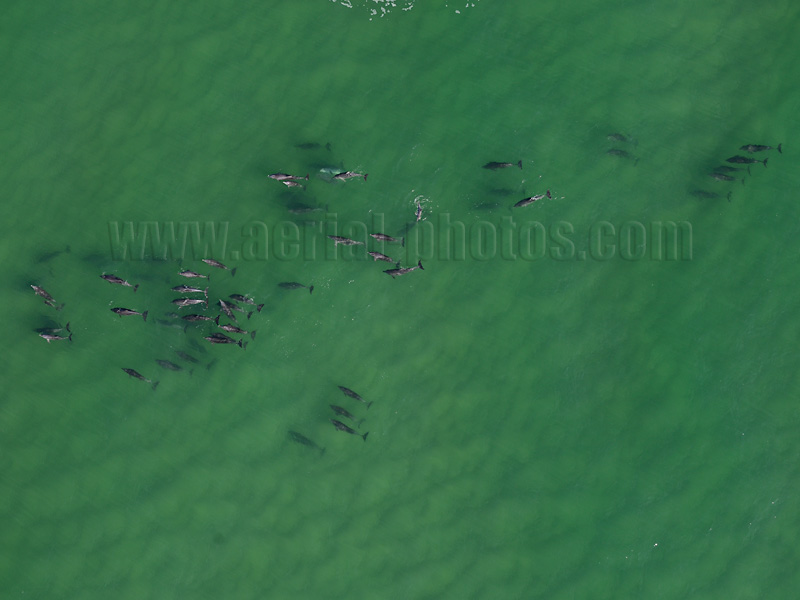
left=2, top=1, right=799, bottom=598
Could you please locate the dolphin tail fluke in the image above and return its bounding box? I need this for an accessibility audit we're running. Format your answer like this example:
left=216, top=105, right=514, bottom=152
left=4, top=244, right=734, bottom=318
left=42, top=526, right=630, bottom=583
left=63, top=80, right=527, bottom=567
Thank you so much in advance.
left=152, top=381, right=160, bottom=391
left=402, top=237, right=405, bottom=247
left=134, top=284, right=139, bottom=293
left=214, top=314, right=220, bottom=325
left=231, top=268, right=237, bottom=277
left=65, top=322, right=71, bottom=333
left=362, top=432, right=369, bottom=442
left=142, top=311, right=148, bottom=322
left=257, top=303, right=264, bottom=312
left=247, top=311, right=254, bottom=320
left=367, top=401, right=373, bottom=410
left=418, top=260, right=424, bottom=270
left=250, top=330, right=257, bottom=340
left=68, top=333, right=73, bottom=342
left=778, top=143, right=782, bottom=154
left=764, top=158, right=768, bottom=168
left=309, top=285, right=314, bottom=294
left=727, top=191, right=732, bottom=202
left=364, top=174, right=368, bottom=181
left=517, top=160, right=522, bottom=169
left=546, top=190, right=552, bottom=199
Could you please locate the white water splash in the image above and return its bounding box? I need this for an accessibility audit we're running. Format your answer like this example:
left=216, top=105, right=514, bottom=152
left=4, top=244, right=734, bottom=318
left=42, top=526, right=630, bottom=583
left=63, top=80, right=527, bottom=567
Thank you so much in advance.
left=328, top=0, right=481, bottom=19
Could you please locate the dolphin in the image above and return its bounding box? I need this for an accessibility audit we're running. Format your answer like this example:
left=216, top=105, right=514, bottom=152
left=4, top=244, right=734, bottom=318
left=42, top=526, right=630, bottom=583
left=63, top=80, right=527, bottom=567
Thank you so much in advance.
left=330, top=419, right=369, bottom=441
left=111, top=307, right=148, bottom=321
left=122, top=368, right=159, bottom=390
left=384, top=260, right=424, bottom=278
left=101, top=274, right=139, bottom=292
left=288, top=431, right=325, bottom=455
left=514, top=190, right=551, bottom=208
left=740, top=143, right=781, bottom=154
left=338, top=385, right=373, bottom=409
left=483, top=160, right=522, bottom=170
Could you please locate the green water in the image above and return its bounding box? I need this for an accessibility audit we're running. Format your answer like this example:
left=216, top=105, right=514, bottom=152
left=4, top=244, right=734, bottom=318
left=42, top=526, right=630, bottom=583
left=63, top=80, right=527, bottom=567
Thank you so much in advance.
left=2, top=1, right=799, bottom=598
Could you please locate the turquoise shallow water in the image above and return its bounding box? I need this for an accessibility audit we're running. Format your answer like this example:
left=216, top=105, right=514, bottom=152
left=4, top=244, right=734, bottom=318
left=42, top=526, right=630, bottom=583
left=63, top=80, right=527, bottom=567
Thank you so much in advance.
left=2, top=1, right=800, bottom=598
